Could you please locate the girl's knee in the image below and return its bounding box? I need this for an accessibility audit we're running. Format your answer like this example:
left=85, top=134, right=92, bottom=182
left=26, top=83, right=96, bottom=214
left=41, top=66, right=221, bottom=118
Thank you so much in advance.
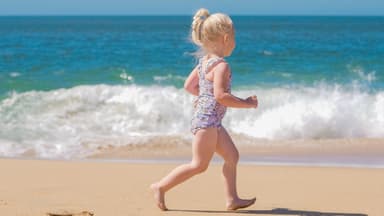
left=190, top=161, right=209, bottom=174
left=233, top=151, right=240, bottom=164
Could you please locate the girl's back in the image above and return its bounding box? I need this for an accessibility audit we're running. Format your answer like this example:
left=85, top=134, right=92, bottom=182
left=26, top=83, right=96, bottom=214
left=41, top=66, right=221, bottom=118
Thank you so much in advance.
left=191, top=56, right=231, bottom=134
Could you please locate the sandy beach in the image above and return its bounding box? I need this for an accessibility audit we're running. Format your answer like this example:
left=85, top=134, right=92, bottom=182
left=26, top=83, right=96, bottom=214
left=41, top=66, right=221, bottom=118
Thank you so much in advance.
left=0, top=158, right=383, bottom=216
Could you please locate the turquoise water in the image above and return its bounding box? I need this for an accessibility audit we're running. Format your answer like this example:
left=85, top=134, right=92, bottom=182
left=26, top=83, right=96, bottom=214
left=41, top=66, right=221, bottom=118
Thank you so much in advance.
left=1, top=16, right=383, bottom=95
left=0, top=16, right=383, bottom=159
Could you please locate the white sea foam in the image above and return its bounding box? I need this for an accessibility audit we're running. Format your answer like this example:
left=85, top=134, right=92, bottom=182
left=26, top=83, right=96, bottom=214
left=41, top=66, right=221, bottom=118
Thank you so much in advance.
left=0, top=83, right=383, bottom=158
left=9, top=72, right=21, bottom=77
left=119, top=72, right=134, bottom=81
left=348, top=65, right=377, bottom=83
left=0, top=85, right=192, bottom=158
left=261, top=50, right=273, bottom=56
left=225, top=84, right=384, bottom=139
left=267, top=71, right=293, bottom=78
left=153, top=74, right=185, bottom=83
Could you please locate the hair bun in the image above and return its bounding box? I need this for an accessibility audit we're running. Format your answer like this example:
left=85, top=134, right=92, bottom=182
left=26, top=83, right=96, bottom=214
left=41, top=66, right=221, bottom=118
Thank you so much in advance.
left=191, top=8, right=210, bottom=46
left=190, top=8, right=233, bottom=51
left=193, top=8, right=210, bottom=21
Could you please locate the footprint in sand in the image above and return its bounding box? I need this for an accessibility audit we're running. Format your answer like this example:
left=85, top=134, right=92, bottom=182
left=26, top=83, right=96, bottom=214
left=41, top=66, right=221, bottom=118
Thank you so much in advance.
left=46, top=210, right=94, bottom=216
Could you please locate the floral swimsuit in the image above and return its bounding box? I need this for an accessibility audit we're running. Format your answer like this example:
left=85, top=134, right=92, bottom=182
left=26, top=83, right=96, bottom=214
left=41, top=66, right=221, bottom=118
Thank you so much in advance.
left=190, top=57, right=232, bottom=134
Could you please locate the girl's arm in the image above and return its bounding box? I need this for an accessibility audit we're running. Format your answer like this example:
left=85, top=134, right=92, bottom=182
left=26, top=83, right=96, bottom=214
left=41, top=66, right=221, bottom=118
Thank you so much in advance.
left=213, top=62, right=257, bottom=108
left=184, top=66, right=199, bottom=96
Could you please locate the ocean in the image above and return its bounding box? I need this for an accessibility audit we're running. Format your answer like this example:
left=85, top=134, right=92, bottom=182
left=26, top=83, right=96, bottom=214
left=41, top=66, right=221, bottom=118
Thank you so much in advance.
left=0, top=16, right=383, bottom=165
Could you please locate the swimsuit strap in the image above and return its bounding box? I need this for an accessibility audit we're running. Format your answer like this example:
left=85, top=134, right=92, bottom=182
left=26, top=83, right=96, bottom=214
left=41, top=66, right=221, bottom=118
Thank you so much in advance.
left=199, top=57, right=224, bottom=79
left=206, top=57, right=224, bottom=72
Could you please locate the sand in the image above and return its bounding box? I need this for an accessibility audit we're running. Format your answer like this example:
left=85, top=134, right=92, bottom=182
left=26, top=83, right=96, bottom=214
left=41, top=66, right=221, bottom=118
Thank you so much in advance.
left=0, top=158, right=383, bottom=216
left=89, top=138, right=384, bottom=167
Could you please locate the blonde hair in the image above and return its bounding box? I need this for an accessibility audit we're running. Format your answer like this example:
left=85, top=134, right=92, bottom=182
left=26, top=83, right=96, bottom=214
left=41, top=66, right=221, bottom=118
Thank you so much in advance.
left=191, top=8, right=233, bottom=49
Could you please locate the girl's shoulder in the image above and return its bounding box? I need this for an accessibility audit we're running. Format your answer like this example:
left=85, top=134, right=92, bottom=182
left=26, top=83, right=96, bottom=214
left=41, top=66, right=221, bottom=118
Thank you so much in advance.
left=205, top=57, right=231, bottom=81
left=203, top=56, right=226, bottom=69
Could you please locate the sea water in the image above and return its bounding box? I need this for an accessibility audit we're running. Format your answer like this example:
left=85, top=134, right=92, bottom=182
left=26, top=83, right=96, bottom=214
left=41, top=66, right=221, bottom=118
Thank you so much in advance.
left=0, top=16, right=383, bottom=162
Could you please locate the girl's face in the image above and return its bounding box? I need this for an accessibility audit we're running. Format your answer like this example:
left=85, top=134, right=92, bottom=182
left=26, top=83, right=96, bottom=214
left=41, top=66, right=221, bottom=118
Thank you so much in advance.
left=223, top=27, right=236, bottom=57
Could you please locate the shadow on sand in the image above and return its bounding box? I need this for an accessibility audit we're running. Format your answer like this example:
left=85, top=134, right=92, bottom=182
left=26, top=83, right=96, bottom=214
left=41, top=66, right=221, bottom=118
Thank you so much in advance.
left=169, top=208, right=367, bottom=216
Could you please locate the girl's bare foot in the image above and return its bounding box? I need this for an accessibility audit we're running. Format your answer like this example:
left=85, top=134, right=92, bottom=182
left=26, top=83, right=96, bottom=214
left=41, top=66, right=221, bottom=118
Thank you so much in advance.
left=150, top=183, right=168, bottom=211
left=226, top=197, right=256, bottom=211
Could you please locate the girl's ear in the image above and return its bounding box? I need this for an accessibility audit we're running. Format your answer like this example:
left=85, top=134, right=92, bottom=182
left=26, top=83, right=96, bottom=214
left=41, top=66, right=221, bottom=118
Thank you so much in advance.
left=223, top=33, right=229, bottom=44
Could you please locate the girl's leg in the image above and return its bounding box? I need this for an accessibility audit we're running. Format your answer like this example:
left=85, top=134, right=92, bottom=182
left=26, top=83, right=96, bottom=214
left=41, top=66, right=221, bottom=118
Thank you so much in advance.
left=215, top=127, right=256, bottom=210
left=150, top=127, right=218, bottom=210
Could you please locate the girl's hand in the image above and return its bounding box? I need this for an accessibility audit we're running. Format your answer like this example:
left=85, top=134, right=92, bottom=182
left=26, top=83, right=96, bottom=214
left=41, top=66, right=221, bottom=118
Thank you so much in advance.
left=245, top=95, right=258, bottom=108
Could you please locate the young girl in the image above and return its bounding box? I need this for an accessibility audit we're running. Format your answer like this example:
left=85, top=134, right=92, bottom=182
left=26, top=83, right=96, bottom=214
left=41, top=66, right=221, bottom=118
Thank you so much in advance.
left=151, top=8, right=258, bottom=211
